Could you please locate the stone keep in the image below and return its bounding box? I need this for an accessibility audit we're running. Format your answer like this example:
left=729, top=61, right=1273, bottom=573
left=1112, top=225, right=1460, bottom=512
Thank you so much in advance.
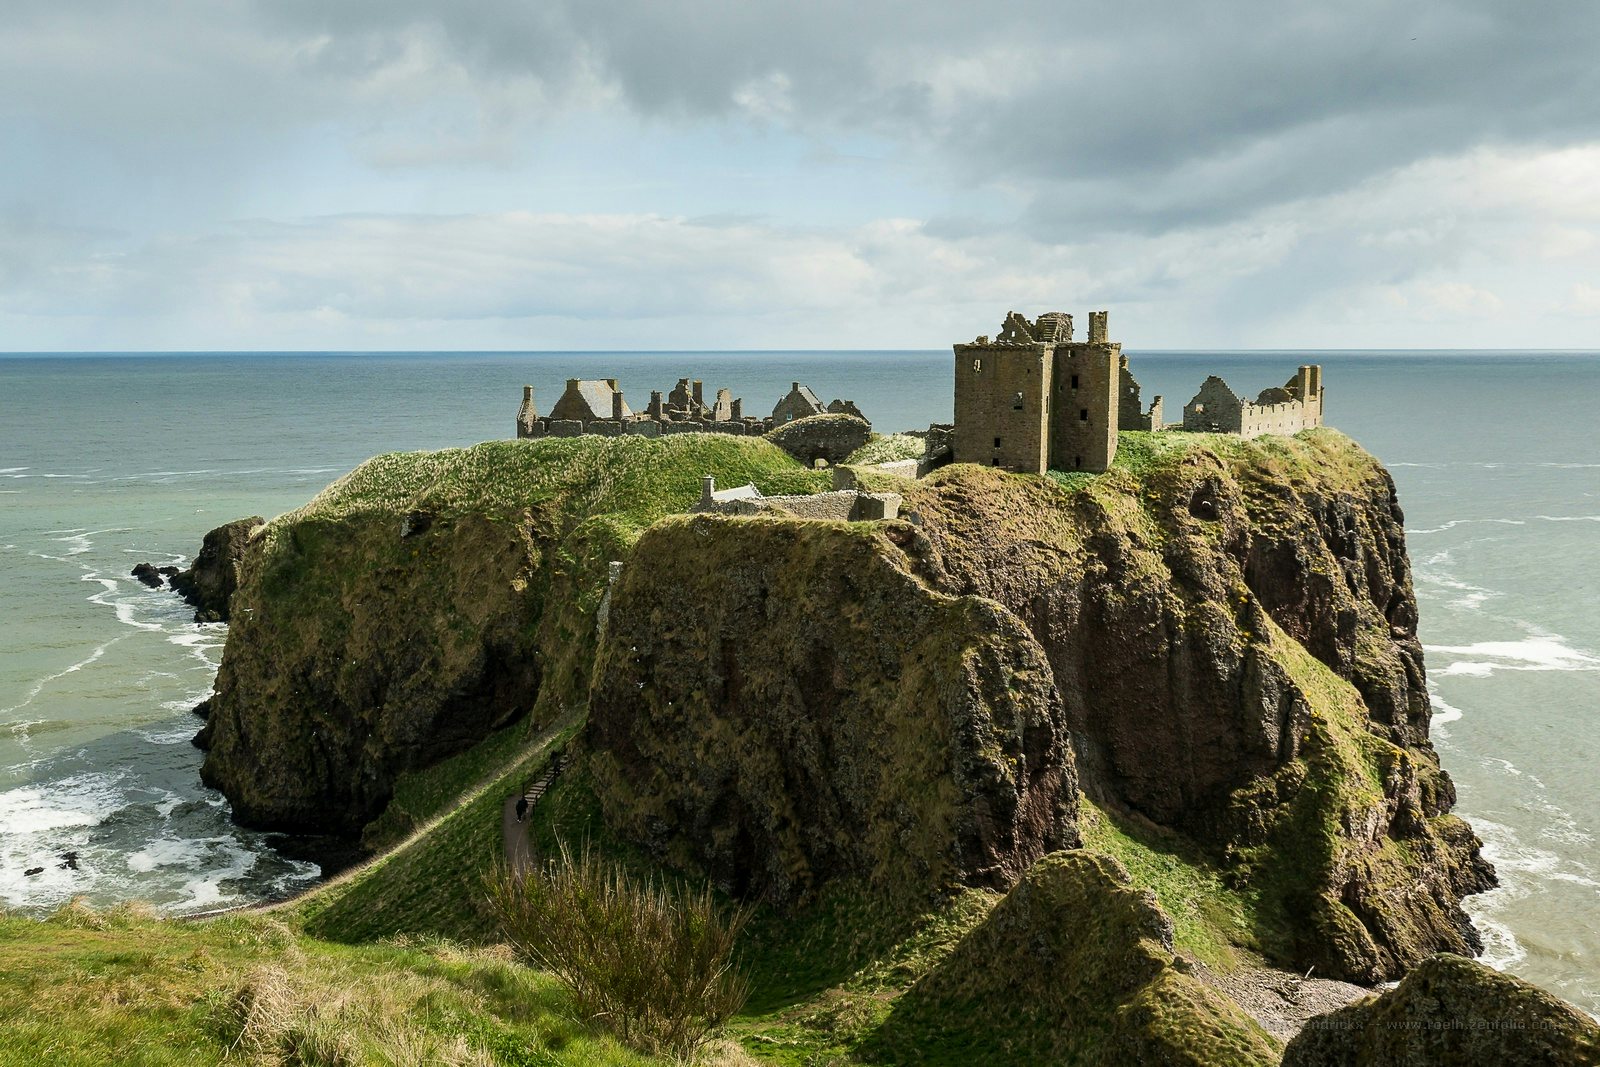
left=952, top=310, right=1121, bottom=474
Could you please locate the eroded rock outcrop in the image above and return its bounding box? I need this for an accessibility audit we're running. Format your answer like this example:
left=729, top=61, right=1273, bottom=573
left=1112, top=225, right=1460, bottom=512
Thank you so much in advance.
left=869, top=852, right=1280, bottom=1066
left=586, top=514, right=1077, bottom=904
left=169, top=516, right=264, bottom=622
left=1283, top=953, right=1600, bottom=1065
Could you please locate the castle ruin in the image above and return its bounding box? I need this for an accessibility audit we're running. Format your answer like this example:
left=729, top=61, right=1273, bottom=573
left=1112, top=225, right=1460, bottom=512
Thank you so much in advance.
left=1181, top=367, right=1323, bottom=437
left=953, top=309, right=1324, bottom=474
left=517, top=377, right=865, bottom=440
left=952, top=309, right=1121, bottom=474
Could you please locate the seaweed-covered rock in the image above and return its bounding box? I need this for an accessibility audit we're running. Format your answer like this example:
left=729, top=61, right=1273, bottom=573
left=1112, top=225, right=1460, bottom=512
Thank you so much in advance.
left=868, top=851, right=1280, bottom=1065
left=586, top=514, right=1077, bottom=904
left=765, top=413, right=873, bottom=467
left=169, top=516, right=263, bottom=621
left=1283, top=953, right=1600, bottom=1065
left=892, top=430, right=1493, bottom=981
left=199, top=437, right=823, bottom=835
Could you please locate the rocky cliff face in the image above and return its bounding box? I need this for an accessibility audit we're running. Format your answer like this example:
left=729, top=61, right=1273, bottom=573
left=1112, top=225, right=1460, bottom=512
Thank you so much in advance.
left=877, top=433, right=1493, bottom=982
left=169, top=516, right=263, bottom=622
left=586, top=515, right=1077, bottom=904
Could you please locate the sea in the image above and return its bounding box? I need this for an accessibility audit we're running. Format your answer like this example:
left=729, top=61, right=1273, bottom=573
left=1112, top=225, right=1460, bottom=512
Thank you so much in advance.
left=1, top=350, right=1596, bottom=1009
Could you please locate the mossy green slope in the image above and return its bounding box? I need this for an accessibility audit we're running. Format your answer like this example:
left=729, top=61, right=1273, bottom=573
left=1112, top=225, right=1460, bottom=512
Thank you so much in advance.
left=866, top=852, right=1280, bottom=1066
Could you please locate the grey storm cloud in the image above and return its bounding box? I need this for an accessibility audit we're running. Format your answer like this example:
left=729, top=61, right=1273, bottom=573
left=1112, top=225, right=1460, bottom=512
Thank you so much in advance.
left=248, top=0, right=1600, bottom=230
left=6, top=1, right=1600, bottom=232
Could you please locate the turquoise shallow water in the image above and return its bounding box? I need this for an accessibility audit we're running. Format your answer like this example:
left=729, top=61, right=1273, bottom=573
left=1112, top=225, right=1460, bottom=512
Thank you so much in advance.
left=2, top=350, right=1597, bottom=1009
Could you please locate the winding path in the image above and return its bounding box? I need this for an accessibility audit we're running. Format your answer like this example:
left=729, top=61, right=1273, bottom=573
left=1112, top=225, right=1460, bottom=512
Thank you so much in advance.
left=502, top=753, right=567, bottom=872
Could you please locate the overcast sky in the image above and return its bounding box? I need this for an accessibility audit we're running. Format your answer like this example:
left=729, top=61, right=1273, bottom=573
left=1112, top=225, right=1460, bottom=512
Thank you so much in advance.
left=5, top=1, right=1600, bottom=350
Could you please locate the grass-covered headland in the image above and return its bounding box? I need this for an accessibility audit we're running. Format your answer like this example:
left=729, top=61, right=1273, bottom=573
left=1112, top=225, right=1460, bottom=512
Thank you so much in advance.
left=4, top=429, right=1591, bottom=1067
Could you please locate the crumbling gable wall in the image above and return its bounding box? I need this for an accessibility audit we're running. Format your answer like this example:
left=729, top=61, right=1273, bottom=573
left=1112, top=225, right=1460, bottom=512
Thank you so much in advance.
left=1118, top=357, right=1164, bottom=431
left=1184, top=366, right=1323, bottom=438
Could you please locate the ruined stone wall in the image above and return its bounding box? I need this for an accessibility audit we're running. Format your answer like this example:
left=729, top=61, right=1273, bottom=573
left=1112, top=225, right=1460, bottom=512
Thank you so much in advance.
left=1118, top=362, right=1165, bottom=431
left=1047, top=341, right=1119, bottom=472
left=519, top=416, right=766, bottom=440
left=952, top=343, right=1053, bottom=473
left=1183, top=376, right=1246, bottom=433
left=1183, top=369, right=1324, bottom=438
left=696, top=489, right=901, bottom=522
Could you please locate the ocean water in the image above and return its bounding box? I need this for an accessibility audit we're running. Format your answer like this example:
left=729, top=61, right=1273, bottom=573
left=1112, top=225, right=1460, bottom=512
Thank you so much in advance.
left=1, top=350, right=1596, bottom=1009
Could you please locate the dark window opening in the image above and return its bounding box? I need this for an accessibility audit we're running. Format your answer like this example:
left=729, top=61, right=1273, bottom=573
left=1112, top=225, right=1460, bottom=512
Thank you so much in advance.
left=1012, top=391, right=1024, bottom=411
left=994, top=437, right=1002, bottom=448
left=1074, top=455, right=1082, bottom=469
left=1070, top=374, right=1079, bottom=389
left=1079, top=409, right=1089, bottom=422
left=991, top=458, right=999, bottom=466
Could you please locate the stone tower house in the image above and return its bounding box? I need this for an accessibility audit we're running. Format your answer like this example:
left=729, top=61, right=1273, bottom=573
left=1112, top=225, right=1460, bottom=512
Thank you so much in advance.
left=952, top=310, right=1121, bottom=474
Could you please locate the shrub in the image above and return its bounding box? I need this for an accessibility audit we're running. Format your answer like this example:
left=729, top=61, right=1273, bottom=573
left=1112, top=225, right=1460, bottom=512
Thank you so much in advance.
left=484, top=842, right=751, bottom=1060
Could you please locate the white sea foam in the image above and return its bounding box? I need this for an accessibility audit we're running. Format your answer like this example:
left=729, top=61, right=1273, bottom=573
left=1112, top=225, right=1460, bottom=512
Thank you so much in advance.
left=1424, top=636, right=1600, bottom=676
left=0, top=772, right=122, bottom=836
left=1426, top=685, right=1464, bottom=734
left=1407, top=517, right=1527, bottom=535
left=0, top=467, right=28, bottom=474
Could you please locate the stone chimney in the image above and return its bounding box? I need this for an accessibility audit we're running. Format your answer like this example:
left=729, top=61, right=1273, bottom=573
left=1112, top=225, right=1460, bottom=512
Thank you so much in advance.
left=613, top=389, right=626, bottom=420
left=692, top=380, right=704, bottom=407
left=731, top=397, right=743, bottom=420
left=517, top=385, right=538, bottom=437
left=701, top=475, right=716, bottom=506
left=649, top=390, right=665, bottom=419
left=1088, top=311, right=1109, bottom=344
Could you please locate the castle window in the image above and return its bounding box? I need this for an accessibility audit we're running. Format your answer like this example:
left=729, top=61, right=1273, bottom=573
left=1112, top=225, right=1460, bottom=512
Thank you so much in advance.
left=1074, top=455, right=1082, bottom=469
left=994, top=437, right=1002, bottom=448
left=1012, top=391, right=1024, bottom=411
left=1071, top=374, right=1079, bottom=390
left=972, top=358, right=982, bottom=373
left=1079, top=409, right=1089, bottom=422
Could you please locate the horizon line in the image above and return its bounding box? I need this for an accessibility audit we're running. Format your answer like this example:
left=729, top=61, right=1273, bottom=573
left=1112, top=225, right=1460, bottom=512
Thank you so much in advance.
left=4, top=347, right=1599, bottom=357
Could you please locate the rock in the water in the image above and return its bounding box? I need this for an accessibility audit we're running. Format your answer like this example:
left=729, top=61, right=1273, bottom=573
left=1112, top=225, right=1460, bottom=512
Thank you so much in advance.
left=587, top=513, right=1078, bottom=904
left=169, top=516, right=264, bottom=622
left=867, top=851, right=1281, bottom=1066
left=23, top=867, right=44, bottom=877
left=765, top=413, right=873, bottom=467
left=1283, top=953, right=1600, bottom=1066
left=130, top=562, right=165, bottom=588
